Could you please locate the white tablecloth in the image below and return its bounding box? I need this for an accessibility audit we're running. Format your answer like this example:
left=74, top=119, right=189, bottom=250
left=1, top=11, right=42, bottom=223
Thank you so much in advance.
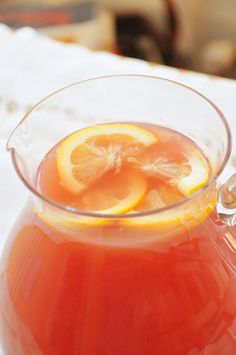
left=0, top=24, right=235, bottom=256
left=0, top=24, right=236, bottom=355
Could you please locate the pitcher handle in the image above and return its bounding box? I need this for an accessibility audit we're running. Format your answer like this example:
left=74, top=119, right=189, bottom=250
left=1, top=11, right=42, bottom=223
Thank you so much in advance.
left=211, top=173, right=236, bottom=273
left=218, top=173, right=236, bottom=226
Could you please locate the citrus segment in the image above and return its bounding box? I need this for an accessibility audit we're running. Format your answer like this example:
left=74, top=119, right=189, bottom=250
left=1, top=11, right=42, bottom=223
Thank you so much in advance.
left=135, top=188, right=166, bottom=212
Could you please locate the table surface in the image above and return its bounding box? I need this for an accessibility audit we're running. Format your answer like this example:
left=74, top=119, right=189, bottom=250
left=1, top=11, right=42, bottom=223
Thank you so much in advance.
left=0, top=23, right=236, bottom=355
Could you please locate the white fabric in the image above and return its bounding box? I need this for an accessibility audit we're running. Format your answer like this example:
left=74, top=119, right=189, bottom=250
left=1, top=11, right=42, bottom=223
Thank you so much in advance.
left=0, top=24, right=235, bottom=256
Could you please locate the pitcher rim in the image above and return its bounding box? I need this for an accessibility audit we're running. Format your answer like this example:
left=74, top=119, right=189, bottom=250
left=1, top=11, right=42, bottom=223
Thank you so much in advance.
left=6, top=74, right=232, bottom=219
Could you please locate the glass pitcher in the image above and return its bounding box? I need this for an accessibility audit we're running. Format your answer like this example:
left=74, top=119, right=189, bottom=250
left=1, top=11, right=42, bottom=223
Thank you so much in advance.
left=1, top=75, right=236, bottom=355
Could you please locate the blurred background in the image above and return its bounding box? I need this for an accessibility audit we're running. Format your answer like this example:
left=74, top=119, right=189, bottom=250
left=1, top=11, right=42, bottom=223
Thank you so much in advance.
left=1, top=0, right=236, bottom=78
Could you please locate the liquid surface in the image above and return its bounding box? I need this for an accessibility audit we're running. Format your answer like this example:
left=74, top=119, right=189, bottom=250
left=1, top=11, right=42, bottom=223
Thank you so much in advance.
left=36, top=123, right=210, bottom=216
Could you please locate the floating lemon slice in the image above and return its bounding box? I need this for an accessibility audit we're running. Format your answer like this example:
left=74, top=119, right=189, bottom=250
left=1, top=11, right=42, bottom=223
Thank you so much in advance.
left=71, top=168, right=147, bottom=215
left=128, top=144, right=209, bottom=198
left=57, top=123, right=157, bottom=195
left=124, top=149, right=211, bottom=228
left=175, top=151, right=209, bottom=195
left=37, top=169, right=147, bottom=228
left=123, top=187, right=217, bottom=229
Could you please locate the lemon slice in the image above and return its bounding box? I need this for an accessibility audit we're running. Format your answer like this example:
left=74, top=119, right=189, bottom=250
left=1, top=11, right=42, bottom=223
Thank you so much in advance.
left=124, top=148, right=211, bottom=228
left=72, top=168, right=147, bottom=214
left=57, top=123, right=157, bottom=194
left=128, top=144, right=209, bottom=197
left=37, top=169, right=147, bottom=229
left=176, top=151, right=209, bottom=195
left=135, top=184, right=184, bottom=212
left=124, top=187, right=217, bottom=229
